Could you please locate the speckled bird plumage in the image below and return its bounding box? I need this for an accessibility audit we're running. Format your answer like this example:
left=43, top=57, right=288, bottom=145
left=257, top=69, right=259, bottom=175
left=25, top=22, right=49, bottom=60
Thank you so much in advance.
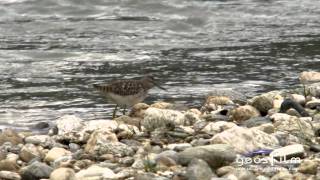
left=93, top=76, right=164, bottom=118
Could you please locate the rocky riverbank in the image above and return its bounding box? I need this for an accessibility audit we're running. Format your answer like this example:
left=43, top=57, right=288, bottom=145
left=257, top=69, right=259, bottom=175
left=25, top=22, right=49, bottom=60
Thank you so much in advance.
left=1, top=71, right=320, bottom=180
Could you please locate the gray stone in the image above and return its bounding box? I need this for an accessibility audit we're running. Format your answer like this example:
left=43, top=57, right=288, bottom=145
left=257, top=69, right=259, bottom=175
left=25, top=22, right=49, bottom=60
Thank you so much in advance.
left=0, top=171, right=21, bottom=180
left=186, top=158, right=215, bottom=180
left=177, top=144, right=236, bottom=169
left=270, top=144, right=305, bottom=160
left=156, top=150, right=179, bottom=163
left=249, top=91, right=283, bottom=114
left=133, top=173, right=169, bottom=180
left=305, top=99, right=320, bottom=109
left=56, top=115, right=84, bottom=136
left=76, top=165, right=116, bottom=180
left=223, top=169, right=255, bottom=180
left=20, top=161, right=53, bottom=180
left=202, top=121, right=237, bottom=135
left=25, top=135, right=54, bottom=148
left=305, top=82, right=320, bottom=97
left=167, top=143, right=192, bottom=152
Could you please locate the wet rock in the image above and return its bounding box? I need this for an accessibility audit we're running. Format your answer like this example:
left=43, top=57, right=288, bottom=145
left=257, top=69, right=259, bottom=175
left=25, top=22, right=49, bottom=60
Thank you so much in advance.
left=0, top=159, right=19, bottom=171
left=241, top=117, right=272, bottom=128
left=177, top=144, right=236, bottom=169
left=299, top=71, right=320, bottom=84
left=271, top=113, right=314, bottom=139
left=142, top=108, right=185, bottom=131
left=249, top=91, right=282, bottom=115
left=76, top=165, right=116, bottom=180
left=186, top=158, right=215, bottom=180
left=207, top=89, right=247, bottom=105
left=202, top=121, right=237, bottom=135
left=310, top=144, right=320, bottom=152
left=297, top=160, right=318, bottom=174
left=305, top=98, right=320, bottom=109
left=44, top=147, right=72, bottom=163
left=33, top=122, right=50, bottom=130
left=24, top=135, right=54, bottom=148
left=20, top=161, right=53, bottom=180
left=270, top=144, right=305, bottom=160
left=211, top=126, right=279, bottom=154
left=0, top=129, right=23, bottom=146
left=279, top=99, right=309, bottom=117
left=0, top=171, right=21, bottom=180
left=19, top=144, right=42, bottom=162
left=50, top=168, right=76, bottom=180
left=229, top=105, right=260, bottom=123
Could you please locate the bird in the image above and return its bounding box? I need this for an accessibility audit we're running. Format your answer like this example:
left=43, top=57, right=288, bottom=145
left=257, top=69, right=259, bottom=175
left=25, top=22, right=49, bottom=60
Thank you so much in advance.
left=93, top=76, right=166, bottom=118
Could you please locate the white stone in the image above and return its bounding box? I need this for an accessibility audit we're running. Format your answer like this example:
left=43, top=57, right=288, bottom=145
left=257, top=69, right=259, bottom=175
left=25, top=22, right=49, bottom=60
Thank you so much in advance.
left=142, top=107, right=185, bottom=131
left=0, top=171, right=21, bottom=180
left=50, top=168, right=76, bottom=180
left=76, top=165, right=116, bottom=180
left=25, top=135, right=54, bottom=147
left=202, top=121, right=237, bottom=135
left=56, top=115, right=84, bottom=135
left=44, top=147, right=71, bottom=163
left=211, top=126, right=279, bottom=154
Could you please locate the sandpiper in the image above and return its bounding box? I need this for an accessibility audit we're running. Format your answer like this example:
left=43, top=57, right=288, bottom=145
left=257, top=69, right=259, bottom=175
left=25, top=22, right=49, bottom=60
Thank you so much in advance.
left=93, top=76, right=166, bottom=118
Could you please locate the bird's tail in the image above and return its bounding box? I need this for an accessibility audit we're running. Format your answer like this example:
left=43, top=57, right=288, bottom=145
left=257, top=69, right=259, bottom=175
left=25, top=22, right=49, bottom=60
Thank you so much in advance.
left=93, top=84, right=111, bottom=93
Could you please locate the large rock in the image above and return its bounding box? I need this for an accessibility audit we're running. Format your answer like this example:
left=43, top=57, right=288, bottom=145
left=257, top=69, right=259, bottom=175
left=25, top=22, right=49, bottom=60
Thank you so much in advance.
left=229, top=105, right=260, bottom=123
left=56, top=115, right=84, bottom=135
left=44, top=147, right=71, bottom=163
left=141, top=108, right=185, bottom=131
left=0, top=129, right=23, bottom=146
left=84, top=130, right=134, bottom=157
left=299, top=71, right=320, bottom=84
left=20, top=162, right=53, bottom=180
left=241, top=117, right=272, bottom=128
left=271, top=113, right=314, bottom=139
left=249, top=91, right=283, bottom=115
left=210, top=126, right=279, bottom=154
left=305, top=82, right=320, bottom=97
left=186, top=158, right=215, bottom=180
left=0, top=159, right=19, bottom=171
left=177, top=144, right=236, bottom=169
left=0, top=171, right=21, bottom=180
left=19, top=144, right=42, bottom=162
left=202, top=121, right=237, bottom=135
left=50, top=168, right=76, bottom=180
left=75, top=165, right=116, bottom=180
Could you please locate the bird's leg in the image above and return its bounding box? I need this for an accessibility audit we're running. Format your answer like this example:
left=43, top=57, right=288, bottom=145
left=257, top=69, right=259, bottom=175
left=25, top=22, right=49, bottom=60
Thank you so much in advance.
left=112, top=104, right=118, bottom=119
left=122, top=105, right=127, bottom=115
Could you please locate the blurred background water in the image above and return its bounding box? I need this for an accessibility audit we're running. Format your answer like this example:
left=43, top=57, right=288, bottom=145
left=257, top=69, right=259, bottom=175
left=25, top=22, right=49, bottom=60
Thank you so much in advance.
left=0, top=0, right=320, bottom=130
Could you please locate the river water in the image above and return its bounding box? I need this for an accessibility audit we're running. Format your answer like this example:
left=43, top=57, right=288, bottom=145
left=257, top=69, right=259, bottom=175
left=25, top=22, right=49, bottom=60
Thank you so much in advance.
left=1, top=0, right=320, bottom=130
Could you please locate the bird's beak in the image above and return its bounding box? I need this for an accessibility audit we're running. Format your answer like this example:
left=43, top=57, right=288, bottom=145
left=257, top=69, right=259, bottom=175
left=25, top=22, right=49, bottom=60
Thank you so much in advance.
left=153, top=81, right=167, bottom=90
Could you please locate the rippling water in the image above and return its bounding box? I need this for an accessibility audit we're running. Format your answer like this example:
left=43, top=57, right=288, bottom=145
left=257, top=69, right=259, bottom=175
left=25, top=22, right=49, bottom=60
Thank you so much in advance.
left=1, top=0, right=320, bottom=130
